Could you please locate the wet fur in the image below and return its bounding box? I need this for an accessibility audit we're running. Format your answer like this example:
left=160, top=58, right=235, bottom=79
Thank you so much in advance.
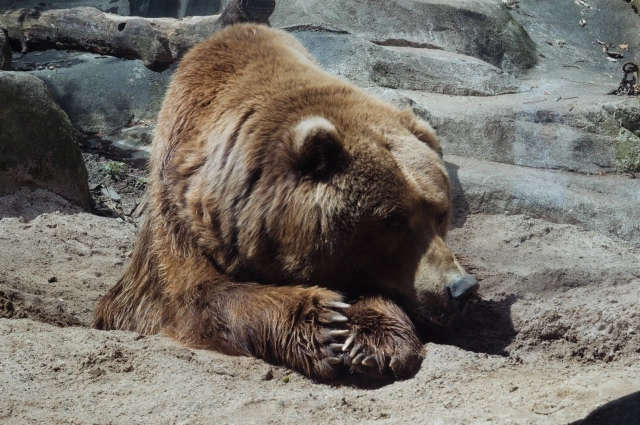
left=94, top=24, right=467, bottom=381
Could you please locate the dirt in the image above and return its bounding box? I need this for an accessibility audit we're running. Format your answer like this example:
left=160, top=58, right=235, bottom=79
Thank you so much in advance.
left=1, top=178, right=639, bottom=424
left=81, top=149, right=148, bottom=220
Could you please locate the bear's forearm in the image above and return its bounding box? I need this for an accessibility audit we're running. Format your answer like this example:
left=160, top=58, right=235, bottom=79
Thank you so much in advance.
left=167, top=282, right=350, bottom=379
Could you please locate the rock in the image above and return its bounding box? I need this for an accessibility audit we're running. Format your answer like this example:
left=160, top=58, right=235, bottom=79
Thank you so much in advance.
left=105, top=123, right=155, bottom=160
left=403, top=87, right=640, bottom=174
left=272, top=0, right=537, bottom=75
left=292, top=30, right=527, bottom=96
left=9, top=30, right=525, bottom=138
left=12, top=50, right=173, bottom=134
left=129, top=0, right=223, bottom=18
left=3, top=0, right=224, bottom=17
left=363, top=87, right=431, bottom=122
left=513, top=0, right=640, bottom=80
left=0, top=72, right=92, bottom=210
left=101, top=186, right=121, bottom=202
left=447, top=155, right=640, bottom=245
left=0, top=24, right=10, bottom=71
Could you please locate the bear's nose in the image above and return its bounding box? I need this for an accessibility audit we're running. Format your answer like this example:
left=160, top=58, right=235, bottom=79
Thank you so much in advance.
left=447, top=275, right=478, bottom=306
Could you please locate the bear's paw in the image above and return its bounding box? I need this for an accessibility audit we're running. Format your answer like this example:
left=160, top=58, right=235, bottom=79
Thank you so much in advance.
left=280, top=288, right=353, bottom=381
left=335, top=297, right=424, bottom=379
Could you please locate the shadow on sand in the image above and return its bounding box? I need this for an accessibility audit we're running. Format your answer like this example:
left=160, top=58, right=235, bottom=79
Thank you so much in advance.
left=334, top=295, right=519, bottom=389
left=570, top=391, right=640, bottom=425
left=419, top=295, right=519, bottom=357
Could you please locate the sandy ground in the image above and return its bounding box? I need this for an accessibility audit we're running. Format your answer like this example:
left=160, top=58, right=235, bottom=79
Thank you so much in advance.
left=1, top=182, right=639, bottom=424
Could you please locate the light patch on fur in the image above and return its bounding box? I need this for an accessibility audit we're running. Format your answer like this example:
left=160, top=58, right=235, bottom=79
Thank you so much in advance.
left=293, top=116, right=337, bottom=149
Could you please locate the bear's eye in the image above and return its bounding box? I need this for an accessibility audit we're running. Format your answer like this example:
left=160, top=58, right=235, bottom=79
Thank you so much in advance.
left=384, top=213, right=407, bottom=232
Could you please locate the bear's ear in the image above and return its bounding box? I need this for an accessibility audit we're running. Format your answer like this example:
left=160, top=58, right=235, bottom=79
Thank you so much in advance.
left=401, top=111, right=443, bottom=159
left=291, top=116, right=344, bottom=176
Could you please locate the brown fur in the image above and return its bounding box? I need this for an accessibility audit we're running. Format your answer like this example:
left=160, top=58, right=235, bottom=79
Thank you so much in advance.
left=94, top=24, right=473, bottom=381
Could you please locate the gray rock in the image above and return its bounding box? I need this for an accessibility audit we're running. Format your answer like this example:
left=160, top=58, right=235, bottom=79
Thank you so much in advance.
left=13, top=50, right=173, bottom=134
left=0, top=0, right=223, bottom=17
left=447, top=155, right=640, bottom=246
left=0, top=72, right=92, bottom=210
left=129, top=0, right=223, bottom=18
left=364, top=87, right=432, bottom=122
left=0, top=24, right=10, bottom=71
left=293, top=30, right=527, bottom=96
left=10, top=30, right=526, bottom=138
left=273, top=0, right=537, bottom=75
left=104, top=122, right=155, bottom=160
left=403, top=86, right=640, bottom=174
left=511, top=0, right=640, bottom=82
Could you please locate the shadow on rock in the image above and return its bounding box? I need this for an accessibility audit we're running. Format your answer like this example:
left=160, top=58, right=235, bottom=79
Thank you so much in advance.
left=570, top=391, right=640, bottom=425
left=445, top=161, right=470, bottom=229
left=420, top=295, right=518, bottom=357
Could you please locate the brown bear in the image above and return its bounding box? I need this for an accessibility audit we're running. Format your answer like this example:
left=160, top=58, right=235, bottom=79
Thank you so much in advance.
left=93, top=23, right=478, bottom=381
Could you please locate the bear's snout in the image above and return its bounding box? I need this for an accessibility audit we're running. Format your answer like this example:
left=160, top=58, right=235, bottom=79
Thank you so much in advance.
left=447, top=275, right=479, bottom=310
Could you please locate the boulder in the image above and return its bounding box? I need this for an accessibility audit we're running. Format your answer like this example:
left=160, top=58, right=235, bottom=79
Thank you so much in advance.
left=103, top=122, right=155, bottom=160
left=403, top=87, right=640, bottom=174
left=272, top=0, right=538, bottom=75
left=12, top=50, right=174, bottom=134
left=292, top=30, right=527, bottom=96
left=364, top=87, right=432, bottom=122
left=0, top=24, right=10, bottom=71
left=9, top=30, right=526, bottom=138
left=0, top=72, right=92, bottom=210
left=129, top=0, right=223, bottom=18
left=1, top=0, right=223, bottom=17
left=447, top=155, right=640, bottom=246
left=511, top=0, right=640, bottom=80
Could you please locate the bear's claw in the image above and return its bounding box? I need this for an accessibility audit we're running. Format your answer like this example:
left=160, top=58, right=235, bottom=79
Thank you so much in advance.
left=352, top=353, right=366, bottom=365
left=342, top=334, right=355, bottom=351
left=330, top=313, right=349, bottom=323
left=361, top=355, right=378, bottom=367
left=389, top=357, right=399, bottom=370
left=324, top=301, right=351, bottom=309
left=320, top=301, right=350, bottom=324
left=318, top=308, right=349, bottom=324
left=326, top=357, right=342, bottom=365
left=349, top=343, right=362, bottom=358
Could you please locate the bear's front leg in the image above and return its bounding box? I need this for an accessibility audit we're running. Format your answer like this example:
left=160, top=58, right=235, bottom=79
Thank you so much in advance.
left=168, top=282, right=351, bottom=381
left=337, top=297, right=424, bottom=379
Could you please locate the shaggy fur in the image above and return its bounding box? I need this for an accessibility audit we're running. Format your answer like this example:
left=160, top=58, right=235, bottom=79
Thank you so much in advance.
left=94, top=24, right=473, bottom=381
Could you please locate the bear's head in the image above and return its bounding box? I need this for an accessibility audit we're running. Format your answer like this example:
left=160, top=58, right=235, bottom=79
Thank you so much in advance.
left=182, top=89, right=477, bottom=329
